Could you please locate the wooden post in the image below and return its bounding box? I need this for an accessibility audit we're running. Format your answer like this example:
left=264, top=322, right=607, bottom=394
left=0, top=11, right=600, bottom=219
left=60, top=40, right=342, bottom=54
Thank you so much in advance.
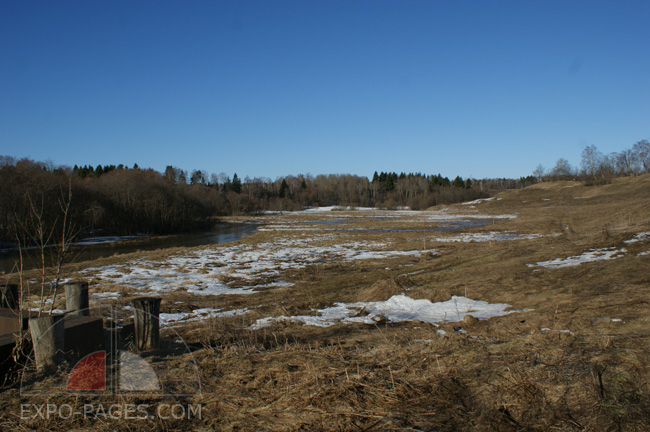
left=0, top=284, right=19, bottom=310
left=131, top=297, right=161, bottom=351
left=64, top=282, right=89, bottom=316
left=29, top=315, right=65, bottom=372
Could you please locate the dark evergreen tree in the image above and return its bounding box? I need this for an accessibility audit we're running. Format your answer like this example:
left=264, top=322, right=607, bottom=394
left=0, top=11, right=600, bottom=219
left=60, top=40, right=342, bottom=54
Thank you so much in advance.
left=232, top=173, right=242, bottom=193
left=279, top=178, right=289, bottom=198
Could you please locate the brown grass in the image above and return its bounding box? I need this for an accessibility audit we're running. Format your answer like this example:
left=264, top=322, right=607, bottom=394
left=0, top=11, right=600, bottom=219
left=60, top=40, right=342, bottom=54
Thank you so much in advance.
left=1, top=175, right=650, bottom=430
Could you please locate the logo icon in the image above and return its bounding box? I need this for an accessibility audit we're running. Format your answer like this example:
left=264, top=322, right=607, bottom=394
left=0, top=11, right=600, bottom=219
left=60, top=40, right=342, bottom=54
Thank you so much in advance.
left=20, top=305, right=201, bottom=397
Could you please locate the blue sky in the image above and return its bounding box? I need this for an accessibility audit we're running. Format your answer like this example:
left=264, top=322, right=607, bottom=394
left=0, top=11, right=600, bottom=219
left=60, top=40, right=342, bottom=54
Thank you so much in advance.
left=1, top=1, right=649, bottom=180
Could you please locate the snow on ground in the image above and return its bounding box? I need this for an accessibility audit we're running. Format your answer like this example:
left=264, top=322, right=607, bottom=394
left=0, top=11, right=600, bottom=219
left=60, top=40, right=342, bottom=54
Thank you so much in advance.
left=80, top=236, right=437, bottom=296
left=624, top=232, right=650, bottom=244
left=527, top=247, right=626, bottom=269
left=250, top=294, right=528, bottom=329
left=461, top=197, right=496, bottom=205
left=302, top=206, right=380, bottom=212
left=257, top=225, right=323, bottom=231
left=160, top=307, right=249, bottom=327
left=638, top=251, right=650, bottom=257
left=421, top=212, right=517, bottom=222
left=29, top=307, right=66, bottom=314
left=89, top=291, right=122, bottom=300
left=432, top=231, right=542, bottom=243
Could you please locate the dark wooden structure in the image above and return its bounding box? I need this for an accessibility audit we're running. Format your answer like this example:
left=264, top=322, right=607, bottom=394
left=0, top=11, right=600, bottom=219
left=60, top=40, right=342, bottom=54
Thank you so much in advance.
left=29, top=314, right=65, bottom=371
left=64, top=281, right=89, bottom=316
left=131, top=297, right=161, bottom=351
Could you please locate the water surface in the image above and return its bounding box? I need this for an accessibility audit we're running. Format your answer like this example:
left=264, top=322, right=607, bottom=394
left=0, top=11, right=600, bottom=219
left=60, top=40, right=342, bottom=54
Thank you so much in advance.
left=0, top=222, right=258, bottom=273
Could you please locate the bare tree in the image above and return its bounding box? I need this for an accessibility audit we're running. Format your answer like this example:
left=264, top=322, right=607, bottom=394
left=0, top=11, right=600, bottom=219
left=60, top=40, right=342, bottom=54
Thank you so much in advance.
left=632, top=140, right=650, bottom=173
left=550, top=158, right=574, bottom=179
left=600, top=153, right=617, bottom=177
left=581, top=145, right=602, bottom=179
left=14, top=181, right=78, bottom=315
left=8, top=179, right=78, bottom=372
left=615, top=148, right=640, bottom=176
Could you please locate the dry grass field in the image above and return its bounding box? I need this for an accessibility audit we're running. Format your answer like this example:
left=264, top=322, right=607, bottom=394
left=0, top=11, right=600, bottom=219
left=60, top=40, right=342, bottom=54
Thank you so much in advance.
left=2, top=175, right=649, bottom=431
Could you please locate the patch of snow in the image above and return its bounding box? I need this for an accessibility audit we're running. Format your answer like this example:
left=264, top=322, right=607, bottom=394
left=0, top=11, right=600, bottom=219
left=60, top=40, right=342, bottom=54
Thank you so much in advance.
left=160, top=307, right=249, bottom=327
left=301, top=206, right=379, bottom=212
left=29, top=308, right=66, bottom=314
left=422, top=212, right=517, bottom=222
left=433, top=231, right=542, bottom=243
left=250, top=294, right=527, bottom=329
left=90, top=291, right=121, bottom=300
left=528, top=248, right=626, bottom=269
left=349, top=250, right=430, bottom=260
left=624, top=232, right=650, bottom=244
left=258, top=225, right=321, bottom=231
left=461, top=197, right=495, bottom=205
left=638, top=251, right=650, bottom=257
left=80, top=237, right=436, bottom=296
left=240, top=280, right=295, bottom=290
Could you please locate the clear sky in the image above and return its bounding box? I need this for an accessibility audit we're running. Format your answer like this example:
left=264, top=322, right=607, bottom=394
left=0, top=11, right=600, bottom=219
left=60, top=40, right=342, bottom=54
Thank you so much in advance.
left=1, top=0, right=649, bottom=180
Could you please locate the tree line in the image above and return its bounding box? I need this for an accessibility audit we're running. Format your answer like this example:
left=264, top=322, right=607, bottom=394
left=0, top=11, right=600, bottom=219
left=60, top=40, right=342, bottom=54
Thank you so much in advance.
left=0, top=155, right=538, bottom=245
left=534, top=140, right=650, bottom=183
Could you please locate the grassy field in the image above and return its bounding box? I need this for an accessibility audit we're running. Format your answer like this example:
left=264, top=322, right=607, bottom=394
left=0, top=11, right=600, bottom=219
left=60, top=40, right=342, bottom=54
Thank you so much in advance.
left=2, top=175, right=650, bottom=431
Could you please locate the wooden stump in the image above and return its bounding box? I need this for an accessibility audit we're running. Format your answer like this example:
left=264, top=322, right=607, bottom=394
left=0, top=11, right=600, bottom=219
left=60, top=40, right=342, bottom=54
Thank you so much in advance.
left=131, top=297, right=161, bottom=351
left=29, top=315, right=65, bottom=372
left=64, top=282, right=89, bottom=316
left=0, top=284, right=19, bottom=310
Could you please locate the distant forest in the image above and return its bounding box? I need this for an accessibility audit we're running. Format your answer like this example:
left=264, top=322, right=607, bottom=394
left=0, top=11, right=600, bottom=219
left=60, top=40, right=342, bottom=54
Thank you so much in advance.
left=0, top=156, right=534, bottom=244
left=0, top=140, right=647, bottom=244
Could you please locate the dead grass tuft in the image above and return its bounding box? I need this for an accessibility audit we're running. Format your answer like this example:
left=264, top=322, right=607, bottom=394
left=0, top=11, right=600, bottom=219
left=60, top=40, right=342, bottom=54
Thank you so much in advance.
left=354, top=275, right=415, bottom=302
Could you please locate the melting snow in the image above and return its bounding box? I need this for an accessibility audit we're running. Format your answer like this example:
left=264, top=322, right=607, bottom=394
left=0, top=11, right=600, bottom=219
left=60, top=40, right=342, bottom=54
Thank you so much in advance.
left=160, top=307, right=249, bottom=327
left=624, top=232, right=650, bottom=244
left=528, top=248, right=626, bottom=269
left=250, top=294, right=527, bottom=329
left=29, top=308, right=66, bottom=314
left=422, top=212, right=517, bottom=222
left=80, top=237, right=436, bottom=296
left=433, top=231, right=542, bottom=243
left=90, top=291, right=122, bottom=300
left=461, top=197, right=496, bottom=205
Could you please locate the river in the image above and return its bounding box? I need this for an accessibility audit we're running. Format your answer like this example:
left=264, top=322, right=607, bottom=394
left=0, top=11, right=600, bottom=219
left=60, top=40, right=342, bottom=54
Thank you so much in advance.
left=0, top=222, right=258, bottom=273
